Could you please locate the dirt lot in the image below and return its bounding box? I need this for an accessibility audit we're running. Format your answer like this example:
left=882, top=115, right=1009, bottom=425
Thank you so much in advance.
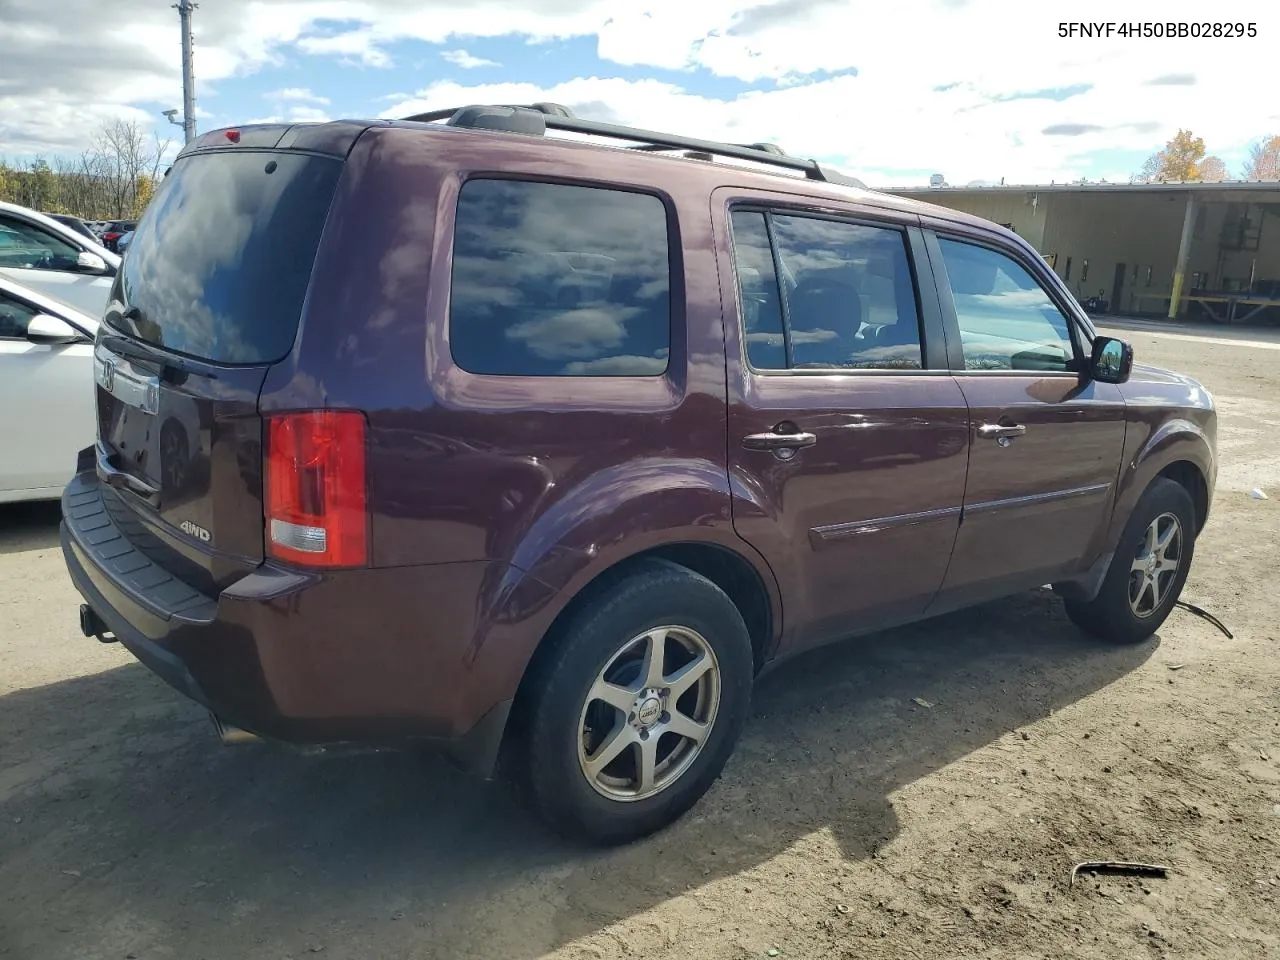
left=2, top=321, right=1278, bottom=960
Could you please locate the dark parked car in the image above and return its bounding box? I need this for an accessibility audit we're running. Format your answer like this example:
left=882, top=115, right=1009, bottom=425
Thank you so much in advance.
left=45, top=213, right=99, bottom=242
left=62, top=105, right=1217, bottom=845
left=99, top=220, right=136, bottom=252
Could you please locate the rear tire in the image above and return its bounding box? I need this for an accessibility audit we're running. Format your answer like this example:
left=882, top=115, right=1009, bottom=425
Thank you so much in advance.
left=520, top=559, right=754, bottom=845
left=1064, top=477, right=1196, bottom=644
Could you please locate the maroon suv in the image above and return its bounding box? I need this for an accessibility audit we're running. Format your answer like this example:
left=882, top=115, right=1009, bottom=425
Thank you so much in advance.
left=62, top=104, right=1216, bottom=844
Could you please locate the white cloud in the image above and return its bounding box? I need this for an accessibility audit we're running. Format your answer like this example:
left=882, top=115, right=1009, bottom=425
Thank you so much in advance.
left=263, top=87, right=331, bottom=105
left=287, top=106, right=332, bottom=123
left=441, top=49, right=500, bottom=69
left=3, top=0, right=1277, bottom=185
left=381, top=0, right=1280, bottom=186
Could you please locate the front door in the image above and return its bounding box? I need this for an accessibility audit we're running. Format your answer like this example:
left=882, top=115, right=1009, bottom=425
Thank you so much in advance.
left=0, top=289, right=95, bottom=498
left=716, top=195, right=970, bottom=651
left=925, top=231, right=1127, bottom=610
left=0, top=213, right=113, bottom=318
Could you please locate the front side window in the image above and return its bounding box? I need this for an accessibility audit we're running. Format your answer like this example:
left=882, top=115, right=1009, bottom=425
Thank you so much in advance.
left=0, top=292, right=39, bottom=339
left=937, top=237, right=1077, bottom=372
left=729, top=209, right=922, bottom=371
left=450, top=179, right=671, bottom=377
left=0, top=216, right=80, bottom=272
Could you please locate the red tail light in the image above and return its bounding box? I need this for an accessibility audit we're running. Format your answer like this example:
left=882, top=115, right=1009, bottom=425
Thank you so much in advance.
left=266, top=411, right=368, bottom=567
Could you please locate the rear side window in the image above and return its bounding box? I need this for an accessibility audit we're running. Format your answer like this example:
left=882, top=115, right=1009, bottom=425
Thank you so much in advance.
left=107, top=152, right=342, bottom=363
left=450, top=179, right=671, bottom=376
left=729, top=209, right=922, bottom=371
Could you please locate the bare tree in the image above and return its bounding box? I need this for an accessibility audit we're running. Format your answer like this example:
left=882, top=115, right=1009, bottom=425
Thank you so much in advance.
left=0, top=119, right=172, bottom=219
left=1242, top=135, right=1280, bottom=180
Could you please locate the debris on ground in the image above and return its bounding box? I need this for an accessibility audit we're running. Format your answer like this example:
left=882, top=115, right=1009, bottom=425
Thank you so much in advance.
left=912, top=698, right=933, bottom=709
left=1249, top=488, right=1268, bottom=500
left=1174, top=601, right=1233, bottom=638
left=1070, top=862, right=1170, bottom=887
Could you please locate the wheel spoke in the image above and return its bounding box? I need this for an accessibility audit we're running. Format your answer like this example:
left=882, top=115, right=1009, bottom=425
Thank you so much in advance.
left=1138, top=578, right=1156, bottom=612
left=1143, top=521, right=1158, bottom=555
left=666, top=710, right=708, bottom=745
left=588, top=677, right=636, bottom=714
left=636, top=735, right=658, bottom=794
left=584, top=722, right=634, bottom=779
left=1148, top=574, right=1163, bottom=609
left=1131, top=554, right=1150, bottom=575
left=666, top=652, right=713, bottom=700
left=639, top=629, right=669, bottom=688
left=1155, top=520, right=1179, bottom=559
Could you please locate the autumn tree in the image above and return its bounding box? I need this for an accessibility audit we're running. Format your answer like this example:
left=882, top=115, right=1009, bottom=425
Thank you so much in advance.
left=1134, top=129, right=1227, bottom=182
left=1198, top=156, right=1227, bottom=181
left=1242, top=135, right=1280, bottom=180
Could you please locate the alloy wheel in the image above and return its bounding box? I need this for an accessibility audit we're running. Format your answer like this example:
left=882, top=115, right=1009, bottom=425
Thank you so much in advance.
left=1129, top=512, right=1182, bottom=618
left=576, top=625, right=721, bottom=802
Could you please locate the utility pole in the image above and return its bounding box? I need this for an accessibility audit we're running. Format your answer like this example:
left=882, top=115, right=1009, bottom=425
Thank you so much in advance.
left=175, top=0, right=198, bottom=144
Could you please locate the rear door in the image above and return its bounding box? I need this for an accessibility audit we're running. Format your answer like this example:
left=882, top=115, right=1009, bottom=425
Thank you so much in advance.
left=92, top=146, right=343, bottom=591
left=0, top=212, right=113, bottom=317
left=715, top=190, right=970, bottom=651
left=923, top=226, right=1127, bottom=609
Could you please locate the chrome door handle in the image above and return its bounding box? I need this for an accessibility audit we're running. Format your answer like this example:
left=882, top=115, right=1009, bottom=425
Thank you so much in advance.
left=742, top=430, right=818, bottom=452
left=977, top=423, right=1027, bottom=444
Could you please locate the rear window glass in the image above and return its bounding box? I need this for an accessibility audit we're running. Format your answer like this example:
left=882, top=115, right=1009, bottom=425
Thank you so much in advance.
left=107, top=151, right=341, bottom=363
left=449, top=178, right=671, bottom=377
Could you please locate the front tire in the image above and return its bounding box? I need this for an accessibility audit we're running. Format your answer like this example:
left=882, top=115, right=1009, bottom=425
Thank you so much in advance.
left=520, top=559, right=754, bottom=845
left=1064, top=477, right=1196, bottom=644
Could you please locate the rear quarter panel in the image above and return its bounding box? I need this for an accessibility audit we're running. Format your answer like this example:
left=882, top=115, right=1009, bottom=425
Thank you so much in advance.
left=260, top=127, right=783, bottom=725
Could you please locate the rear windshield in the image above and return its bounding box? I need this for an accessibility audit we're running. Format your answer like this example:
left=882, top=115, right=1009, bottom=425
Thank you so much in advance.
left=108, top=151, right=342, bottom=363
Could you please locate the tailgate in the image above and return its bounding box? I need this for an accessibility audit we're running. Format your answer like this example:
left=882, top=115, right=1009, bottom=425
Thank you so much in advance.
left=90, top=145, right=344, bottom=593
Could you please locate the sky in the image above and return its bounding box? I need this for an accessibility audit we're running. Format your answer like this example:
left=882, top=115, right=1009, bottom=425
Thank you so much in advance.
left=2, top=0, right=1277, bottom=188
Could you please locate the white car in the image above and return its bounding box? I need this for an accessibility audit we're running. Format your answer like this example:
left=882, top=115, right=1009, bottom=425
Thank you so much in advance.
left=0, top=277, right=98, bottom=503
left=0, top=201, right=120, bottom=318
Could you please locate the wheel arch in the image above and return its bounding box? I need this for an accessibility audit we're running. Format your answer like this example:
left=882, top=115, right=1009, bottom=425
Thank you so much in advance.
left=1112, top=418, right=1214, bottom=544
left=492, top=540, right=779, bottom=772
left=1155, top=459, right=1210, bottom=535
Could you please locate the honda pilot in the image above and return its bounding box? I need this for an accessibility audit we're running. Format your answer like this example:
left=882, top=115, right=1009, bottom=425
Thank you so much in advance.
left=62, top=104, right=1216, bottom=844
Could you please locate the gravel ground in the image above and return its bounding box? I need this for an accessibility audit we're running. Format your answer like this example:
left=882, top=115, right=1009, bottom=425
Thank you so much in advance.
left=1, top=320, right=1277, bottom=960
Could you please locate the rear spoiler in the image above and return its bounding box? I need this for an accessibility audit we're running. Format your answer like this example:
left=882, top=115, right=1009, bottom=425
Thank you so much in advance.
left=177, top=120, right=389, bottom=160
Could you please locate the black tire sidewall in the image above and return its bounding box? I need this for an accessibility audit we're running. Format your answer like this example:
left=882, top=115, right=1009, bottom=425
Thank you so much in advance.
left=524, top=561, right=754, bottom=845
left=1082, top=478, right=1197, bottom=643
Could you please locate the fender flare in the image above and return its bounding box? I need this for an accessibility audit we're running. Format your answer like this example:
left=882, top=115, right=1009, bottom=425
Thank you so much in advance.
left=455, top=457, right=783, bottom=738
left=1103, top=416, right=1214, bottom=560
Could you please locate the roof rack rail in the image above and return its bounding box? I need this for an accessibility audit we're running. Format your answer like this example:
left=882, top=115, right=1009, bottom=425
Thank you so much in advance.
left=400, top=103, right=866, bottom=190
left=630, top=140, right=791, bottom=157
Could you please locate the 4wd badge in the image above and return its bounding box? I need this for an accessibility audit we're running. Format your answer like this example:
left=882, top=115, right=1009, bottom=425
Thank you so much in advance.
left=179, top=520, right=211, bottom=542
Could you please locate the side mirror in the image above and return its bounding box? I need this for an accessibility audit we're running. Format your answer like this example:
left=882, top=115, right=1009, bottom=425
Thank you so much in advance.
left=26, top=313, right=82, bottom=345
left=76, top=251, right=109, bottom=274
left=1090, top=335, right=1133, bottom=384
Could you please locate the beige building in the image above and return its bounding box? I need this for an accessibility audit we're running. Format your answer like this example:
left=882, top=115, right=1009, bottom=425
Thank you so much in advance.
left=887, top=181, right=1280, bottom=323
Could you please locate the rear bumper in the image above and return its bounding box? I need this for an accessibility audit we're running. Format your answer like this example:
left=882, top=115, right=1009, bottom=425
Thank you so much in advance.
left=60, top=471, right=512, bottom=775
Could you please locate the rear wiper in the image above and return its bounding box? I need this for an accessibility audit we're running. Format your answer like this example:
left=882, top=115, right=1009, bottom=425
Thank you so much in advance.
left=97, top=333, right=216, bottom=382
